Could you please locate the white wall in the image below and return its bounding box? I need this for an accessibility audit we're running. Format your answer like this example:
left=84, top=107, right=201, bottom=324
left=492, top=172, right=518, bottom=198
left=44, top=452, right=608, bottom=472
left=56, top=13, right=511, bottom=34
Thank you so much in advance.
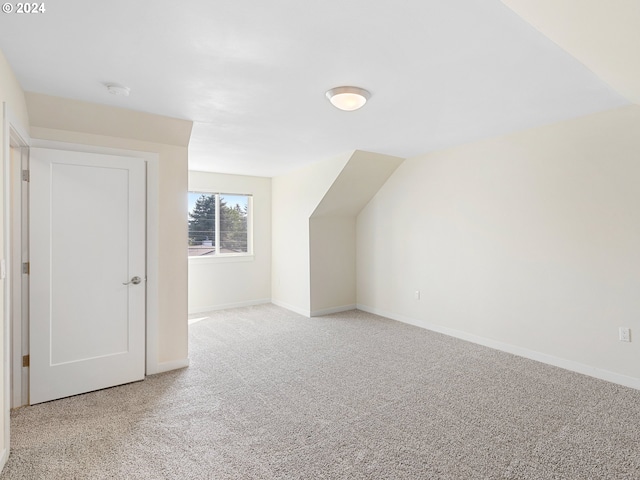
left=357, top=105, right=640, bottom=388
left=309, top=216, right=356, bottom=315
left=501, top=0, right=640, bottom=104
left=308, top=151, right=404, bottom=315
left=271, top=153, right=351, bottom=316
left=273, top=150, right=403, bottom=316
left=188, top=171, right=271, bottom=313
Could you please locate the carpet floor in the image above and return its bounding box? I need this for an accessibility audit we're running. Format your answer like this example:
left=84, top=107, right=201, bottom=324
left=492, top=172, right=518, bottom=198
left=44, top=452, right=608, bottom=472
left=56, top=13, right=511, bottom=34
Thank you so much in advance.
left=1, top=304, right=639, bottom=479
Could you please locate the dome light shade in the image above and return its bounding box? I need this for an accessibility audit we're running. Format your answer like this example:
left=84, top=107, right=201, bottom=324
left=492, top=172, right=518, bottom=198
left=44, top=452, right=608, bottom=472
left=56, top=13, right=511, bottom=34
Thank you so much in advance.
left=326, top=86, right=370, bottom=111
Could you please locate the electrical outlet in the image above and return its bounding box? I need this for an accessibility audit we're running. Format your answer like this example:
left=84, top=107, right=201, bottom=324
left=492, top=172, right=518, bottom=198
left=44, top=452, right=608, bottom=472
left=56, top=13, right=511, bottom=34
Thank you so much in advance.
left=414, top=290, right=420, bottom=300
left=619, top=327, right=631, bottom=342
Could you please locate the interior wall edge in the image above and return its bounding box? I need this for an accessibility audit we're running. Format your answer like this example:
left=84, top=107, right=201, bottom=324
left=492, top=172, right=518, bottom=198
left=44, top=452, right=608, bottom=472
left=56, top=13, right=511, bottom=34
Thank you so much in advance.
left=188, top=299, right=271, bottom=315
left=152, top=358, right=190, bottom=375
left=310, top=304, right=357, bottom=318
left=271, top=300, right=311, bottom=318
left=356, top=303, right=640, bottom=391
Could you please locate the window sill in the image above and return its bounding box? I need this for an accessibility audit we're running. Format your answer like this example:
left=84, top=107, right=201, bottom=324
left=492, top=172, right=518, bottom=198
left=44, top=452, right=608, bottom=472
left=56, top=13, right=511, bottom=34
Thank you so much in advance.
left=188, top=254, right=254, bottom=264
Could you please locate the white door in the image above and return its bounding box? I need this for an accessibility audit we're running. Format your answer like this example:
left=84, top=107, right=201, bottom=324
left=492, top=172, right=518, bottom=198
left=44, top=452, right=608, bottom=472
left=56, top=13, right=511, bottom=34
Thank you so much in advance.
left=29, top=148, right=146, bottom=405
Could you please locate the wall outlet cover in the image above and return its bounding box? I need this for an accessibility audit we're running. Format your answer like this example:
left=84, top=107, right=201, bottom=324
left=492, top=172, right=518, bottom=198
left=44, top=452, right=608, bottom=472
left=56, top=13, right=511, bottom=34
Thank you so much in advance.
left=619, top=327, right=631, bottom=342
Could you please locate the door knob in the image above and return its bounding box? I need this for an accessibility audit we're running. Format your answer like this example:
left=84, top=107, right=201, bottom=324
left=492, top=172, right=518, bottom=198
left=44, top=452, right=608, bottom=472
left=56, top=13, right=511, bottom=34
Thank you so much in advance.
left=123, top=276, right=142, bottom=285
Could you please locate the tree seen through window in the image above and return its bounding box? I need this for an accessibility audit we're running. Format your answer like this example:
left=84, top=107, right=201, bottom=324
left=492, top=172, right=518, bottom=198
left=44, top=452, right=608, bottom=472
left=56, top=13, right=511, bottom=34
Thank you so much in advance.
left=188, top=192, right=250, bottom=256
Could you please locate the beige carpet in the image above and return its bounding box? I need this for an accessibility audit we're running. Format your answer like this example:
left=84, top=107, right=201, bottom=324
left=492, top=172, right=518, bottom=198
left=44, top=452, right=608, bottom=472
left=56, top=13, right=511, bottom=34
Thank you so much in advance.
left=2, top=304, right=640, bottom=479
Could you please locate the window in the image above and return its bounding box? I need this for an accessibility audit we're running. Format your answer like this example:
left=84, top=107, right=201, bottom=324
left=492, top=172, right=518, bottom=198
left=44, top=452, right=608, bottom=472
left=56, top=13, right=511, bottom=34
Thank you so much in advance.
left=188, top=192, right=251, bottom=257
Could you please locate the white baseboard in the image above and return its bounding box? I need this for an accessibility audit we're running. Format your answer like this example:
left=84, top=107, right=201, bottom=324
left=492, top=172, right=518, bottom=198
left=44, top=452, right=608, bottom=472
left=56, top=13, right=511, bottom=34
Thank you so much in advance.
left=357, top=304, right=640, bottom=391
left=311, top=304, right=357, bottom=317
left=149, top=358, right=190, bottom=375
left=188, top=298, right=271, bottom=315
left=0, top=446, right=7, bottom=472
left=271, top=299, right=311, bottom=318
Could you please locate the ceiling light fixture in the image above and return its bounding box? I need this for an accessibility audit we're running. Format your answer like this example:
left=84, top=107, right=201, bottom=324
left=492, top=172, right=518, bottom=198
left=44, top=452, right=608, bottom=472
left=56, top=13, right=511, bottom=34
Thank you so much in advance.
left=326, top=86, right=370, bottom=111
left=105, top=83, right=130, bottom=97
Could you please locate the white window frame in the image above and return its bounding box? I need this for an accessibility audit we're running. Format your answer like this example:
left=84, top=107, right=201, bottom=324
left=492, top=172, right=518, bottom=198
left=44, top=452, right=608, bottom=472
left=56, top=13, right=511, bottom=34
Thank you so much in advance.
left=188, top=191, right=253, bottom=262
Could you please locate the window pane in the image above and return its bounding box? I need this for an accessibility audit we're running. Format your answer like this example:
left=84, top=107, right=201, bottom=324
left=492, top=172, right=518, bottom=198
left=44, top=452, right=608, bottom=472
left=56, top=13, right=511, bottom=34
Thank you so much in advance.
left=188, top=193, right=216, bottom=256
left=219, top=194, right=248, bottom=253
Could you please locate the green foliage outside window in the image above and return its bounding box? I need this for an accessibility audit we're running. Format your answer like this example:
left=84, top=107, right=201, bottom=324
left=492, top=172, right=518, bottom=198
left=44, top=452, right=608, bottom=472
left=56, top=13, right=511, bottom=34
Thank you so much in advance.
left=188, top=193, right=249, bottom=256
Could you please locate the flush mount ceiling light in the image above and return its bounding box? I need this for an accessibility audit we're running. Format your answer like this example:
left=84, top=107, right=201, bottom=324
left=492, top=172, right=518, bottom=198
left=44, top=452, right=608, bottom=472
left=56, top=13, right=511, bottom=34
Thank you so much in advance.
left=326, top=86, right=370, bottom=111
left=105, top=82, right=130, bottom=97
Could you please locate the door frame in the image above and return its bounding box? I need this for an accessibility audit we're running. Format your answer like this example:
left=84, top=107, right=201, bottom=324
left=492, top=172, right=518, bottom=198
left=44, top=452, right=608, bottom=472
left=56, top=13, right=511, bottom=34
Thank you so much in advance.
left=8, top=118, right=29, bottom=409
left=15, top=140, right=161, bottom=405
left=2, top=103, right=30, bottom=468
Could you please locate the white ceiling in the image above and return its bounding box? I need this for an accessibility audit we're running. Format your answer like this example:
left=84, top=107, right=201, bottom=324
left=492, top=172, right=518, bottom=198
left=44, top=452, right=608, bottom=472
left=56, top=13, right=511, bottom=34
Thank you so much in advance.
left=0, top=0, right=629, bottom=177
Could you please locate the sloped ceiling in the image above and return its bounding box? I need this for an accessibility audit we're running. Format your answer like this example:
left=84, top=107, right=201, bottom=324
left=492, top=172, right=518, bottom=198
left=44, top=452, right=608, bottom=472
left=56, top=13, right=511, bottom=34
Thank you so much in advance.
left=501, top=0, right=640, bottom=104
left=311, top=150, right=405, bottom=218
left=0, top=0, right=629, bottom=176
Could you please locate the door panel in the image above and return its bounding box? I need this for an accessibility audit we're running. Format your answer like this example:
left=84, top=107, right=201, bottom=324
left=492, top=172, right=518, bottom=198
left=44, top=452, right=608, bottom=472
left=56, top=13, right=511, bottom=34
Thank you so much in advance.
left=29, top=148, right=146, bottom=405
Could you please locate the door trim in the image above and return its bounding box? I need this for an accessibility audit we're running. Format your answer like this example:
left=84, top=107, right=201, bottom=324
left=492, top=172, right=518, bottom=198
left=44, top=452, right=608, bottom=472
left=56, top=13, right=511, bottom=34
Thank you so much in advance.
left=30, top=139, right=161, bottom=375
left=2, top=103, right=31, bottom=470
left=9, top=134, right=28, bottom=409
